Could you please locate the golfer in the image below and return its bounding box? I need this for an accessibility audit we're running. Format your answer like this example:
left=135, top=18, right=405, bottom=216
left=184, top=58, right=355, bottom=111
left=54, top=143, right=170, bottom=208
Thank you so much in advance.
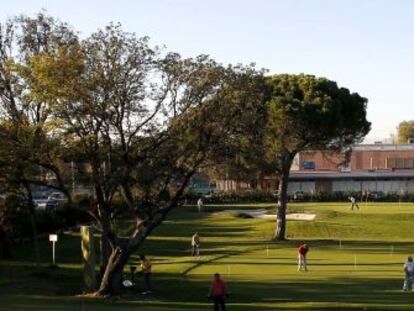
left=298, top=242, right=309, bottom=272
left=349, top=196, right=360, bottom=210
left=139, top=254, right=152, bottom=294
left=191, top=232, right=201, bottom=257
left=403, top=256, right=414, bottom=291
left=209, top=273, right=227, bottom=311
left=197, top=197, right=204, bottom=213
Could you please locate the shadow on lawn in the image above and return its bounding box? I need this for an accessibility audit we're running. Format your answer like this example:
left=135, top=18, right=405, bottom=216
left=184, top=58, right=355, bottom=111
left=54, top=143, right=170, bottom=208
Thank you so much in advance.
left=1, top=271, right=413, bottom=311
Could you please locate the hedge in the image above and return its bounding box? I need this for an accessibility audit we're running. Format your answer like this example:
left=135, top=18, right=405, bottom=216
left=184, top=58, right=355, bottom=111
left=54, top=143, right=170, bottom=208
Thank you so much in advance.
left=183, top=190, right=414, bottom=204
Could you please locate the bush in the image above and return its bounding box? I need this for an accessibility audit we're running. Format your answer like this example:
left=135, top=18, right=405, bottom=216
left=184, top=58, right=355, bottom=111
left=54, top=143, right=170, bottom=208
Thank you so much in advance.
left=35, top=210, right=66, bottom=234
left=54, top=203, right=92, bottom=228
left=183, top=190, right=277, bottom=204
left=289, top=191, right=414, bottom=202
left=183, top=189, right=414, bottom=204
left=0, top=194, right=32, bottom=240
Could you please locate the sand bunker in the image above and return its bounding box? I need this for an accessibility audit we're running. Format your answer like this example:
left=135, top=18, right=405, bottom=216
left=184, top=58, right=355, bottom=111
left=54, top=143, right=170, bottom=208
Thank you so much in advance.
left=259, top=213, right=316, bottom=221
left=216, top=209, right=315, bottom=221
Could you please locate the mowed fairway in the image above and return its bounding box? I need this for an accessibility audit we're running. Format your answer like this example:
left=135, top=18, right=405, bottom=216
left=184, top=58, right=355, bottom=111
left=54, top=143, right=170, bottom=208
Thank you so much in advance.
left=1, top=202, right=414, bottom=310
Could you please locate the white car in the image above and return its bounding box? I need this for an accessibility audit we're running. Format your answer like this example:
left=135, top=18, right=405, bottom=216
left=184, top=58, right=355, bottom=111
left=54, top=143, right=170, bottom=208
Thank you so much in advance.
left=34, top=192, right=67, bottom=210
left=48, top=192, right=67, bottom=202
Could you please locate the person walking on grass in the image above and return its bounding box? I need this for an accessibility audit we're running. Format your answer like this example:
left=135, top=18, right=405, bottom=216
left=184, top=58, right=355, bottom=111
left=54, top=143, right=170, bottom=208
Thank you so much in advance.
left=191, top=232, right=201, bottom=257
left=209, top=273, right=227, bottom=311
left=139, top=254, right=152, bottom=295
left=349, top=196, right=360, bottom=210
left=403, top=256, right=414, bottom=292
left=197, top=197, right=204, bottom=213
left=298, top=242, right=309, bottom=272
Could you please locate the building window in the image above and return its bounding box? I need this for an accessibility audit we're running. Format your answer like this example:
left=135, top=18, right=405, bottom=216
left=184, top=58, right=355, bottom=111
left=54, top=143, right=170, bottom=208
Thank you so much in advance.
left=388, top=158, right=414, bottom=169
left=303, top=161, right=315, bottom=170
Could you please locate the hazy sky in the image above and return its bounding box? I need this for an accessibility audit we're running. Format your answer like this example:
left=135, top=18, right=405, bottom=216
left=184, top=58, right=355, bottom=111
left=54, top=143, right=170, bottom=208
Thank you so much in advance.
left=2, top=0, right=414, bottom=142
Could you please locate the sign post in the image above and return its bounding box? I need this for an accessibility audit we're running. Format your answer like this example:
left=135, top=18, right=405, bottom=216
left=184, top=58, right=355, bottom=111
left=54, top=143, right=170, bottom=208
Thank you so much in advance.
left=49, top=234, right=58, bottom=266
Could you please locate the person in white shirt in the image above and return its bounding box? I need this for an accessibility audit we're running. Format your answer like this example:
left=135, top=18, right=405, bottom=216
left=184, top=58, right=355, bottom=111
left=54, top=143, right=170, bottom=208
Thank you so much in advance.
left=191, top=232, right=200, bottom=257
left=349, top=196, right=359, bottom=210
left=403, top=256, right=414, bottom=291
left=197, top=197, right=203, bottom=213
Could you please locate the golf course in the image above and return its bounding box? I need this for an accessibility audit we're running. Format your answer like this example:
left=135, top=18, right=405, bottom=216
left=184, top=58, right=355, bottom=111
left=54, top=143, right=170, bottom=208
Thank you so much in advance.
left=1, top=202, right=414, bottom=310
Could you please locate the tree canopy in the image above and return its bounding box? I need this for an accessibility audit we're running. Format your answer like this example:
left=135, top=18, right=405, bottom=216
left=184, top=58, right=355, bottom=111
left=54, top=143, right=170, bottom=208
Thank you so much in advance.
left=397, top=120, right=414, bottom=144
left=220, top=74, right=371, bottom=240
left=0, top=13, right=265, bottom=295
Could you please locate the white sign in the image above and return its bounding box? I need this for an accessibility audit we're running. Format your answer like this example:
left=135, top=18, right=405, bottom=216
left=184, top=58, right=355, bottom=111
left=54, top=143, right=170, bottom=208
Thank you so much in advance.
left=49, top=234, right=58, bottom=265
left=49, top=234, right=58, bottom=242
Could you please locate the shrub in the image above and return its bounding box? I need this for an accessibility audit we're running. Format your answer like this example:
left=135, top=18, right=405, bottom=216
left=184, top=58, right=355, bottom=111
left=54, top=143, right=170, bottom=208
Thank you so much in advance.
left=183, top=190, right=277, bottom=204
left=183, top=189, right=414, bottom=204
left=54, top=203, right=92, bottom=228
left=0, top=194, right=32, bottom=240
left=289, top=191, right=414, bottom=202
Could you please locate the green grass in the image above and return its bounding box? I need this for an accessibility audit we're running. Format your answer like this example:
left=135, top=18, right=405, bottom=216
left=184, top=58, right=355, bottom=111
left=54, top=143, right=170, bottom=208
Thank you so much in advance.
left=2, top=202, right=414, bottom=310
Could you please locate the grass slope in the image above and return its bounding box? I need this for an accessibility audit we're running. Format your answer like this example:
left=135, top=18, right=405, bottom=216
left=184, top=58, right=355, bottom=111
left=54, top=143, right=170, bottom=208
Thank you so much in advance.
left=1, top=202, right=414, bottom=310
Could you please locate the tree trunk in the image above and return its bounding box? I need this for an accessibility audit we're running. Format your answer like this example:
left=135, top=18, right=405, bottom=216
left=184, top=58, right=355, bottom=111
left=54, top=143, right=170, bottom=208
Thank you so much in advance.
left=94, top=223, right=153, bottom=297
left=92, top=179, right=113, bottom=279
left=100, top=233, right=111, bottom=277
left=94, top=246, right=131, bottom=296
left=274, top=162, right=291, bottom=241
left=93, top=172, right=194, bottom=296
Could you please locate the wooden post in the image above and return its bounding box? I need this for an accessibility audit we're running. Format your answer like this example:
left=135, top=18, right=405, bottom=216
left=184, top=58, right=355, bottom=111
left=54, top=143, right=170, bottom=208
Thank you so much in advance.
left=81, top=226, right=96, bottom=292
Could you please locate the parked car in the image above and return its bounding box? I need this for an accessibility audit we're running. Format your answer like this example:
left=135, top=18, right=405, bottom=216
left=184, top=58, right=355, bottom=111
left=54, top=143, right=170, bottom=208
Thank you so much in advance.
left=34, top=192, right=67, bottom=211
left=45, top=200, right=59, bottom=211
left=47, top=192, right=67, bottom=202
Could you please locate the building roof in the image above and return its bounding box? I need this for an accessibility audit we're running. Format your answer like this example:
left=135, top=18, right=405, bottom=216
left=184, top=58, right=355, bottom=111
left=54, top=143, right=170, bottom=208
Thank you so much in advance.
left=289, top=170, right=414, bottom=180
left=353, top=143, right=414, bottom=151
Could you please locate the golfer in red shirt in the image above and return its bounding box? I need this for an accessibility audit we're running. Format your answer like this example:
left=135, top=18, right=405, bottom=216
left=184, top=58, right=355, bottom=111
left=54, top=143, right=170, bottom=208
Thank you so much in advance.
left=210, top=273, right=227, bottom=311
left=298, top=242, right=309, bottom=272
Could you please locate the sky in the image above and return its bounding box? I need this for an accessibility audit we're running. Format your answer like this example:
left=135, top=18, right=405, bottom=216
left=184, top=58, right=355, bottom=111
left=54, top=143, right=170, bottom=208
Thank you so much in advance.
left=1, top=0, right=414, bottom=143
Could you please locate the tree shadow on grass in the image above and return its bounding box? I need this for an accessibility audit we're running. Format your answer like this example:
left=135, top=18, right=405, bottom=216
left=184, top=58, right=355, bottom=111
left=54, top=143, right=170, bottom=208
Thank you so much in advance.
left=3, top=273, right=412, bottom=310
left=152, top=274, right=413, bottom=309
